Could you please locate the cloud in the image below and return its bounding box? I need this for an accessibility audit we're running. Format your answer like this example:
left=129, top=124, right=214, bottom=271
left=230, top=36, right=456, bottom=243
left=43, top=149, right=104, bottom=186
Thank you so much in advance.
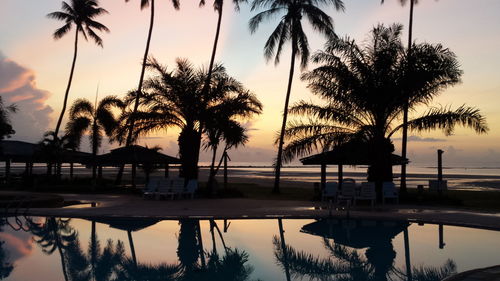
left=393, top=135, right=446, bottom=142
left=0, top=51, right=53, bottom=142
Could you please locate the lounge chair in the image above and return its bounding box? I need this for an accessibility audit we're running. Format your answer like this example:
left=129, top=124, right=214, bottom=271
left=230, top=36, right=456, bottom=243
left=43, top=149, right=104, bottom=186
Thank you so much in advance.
left=143, top=177, right=162, bottom=199
left=382, top=182, right=399, bottom=204
left=169, top=178, right=185, bottom=199
left=182, top=179, right=198, bottom=199
left=322, top=181, right=338, bottom=201
left=355, top=182, right=376, bottom=207
left=155, top=179, right=175, bottom=200
left=336, top=180, right=356, bottom=206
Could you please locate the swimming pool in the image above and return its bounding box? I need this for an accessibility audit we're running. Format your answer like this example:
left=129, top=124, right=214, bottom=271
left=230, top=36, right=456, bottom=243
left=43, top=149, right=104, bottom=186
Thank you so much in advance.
left=0, top=217, right=499, bottom=280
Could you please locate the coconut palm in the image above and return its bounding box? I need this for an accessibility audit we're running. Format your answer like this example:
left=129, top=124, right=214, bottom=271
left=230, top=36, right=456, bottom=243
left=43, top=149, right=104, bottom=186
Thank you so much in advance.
left=65, top=96, right=124, bottom=180
left=38, top=130, right=79, bottom=177
left=0, top=97, right=17, bottom=140
left=204, top=89, right=262, bottom=191
left=281, top=24, right=488, bottom=187
left=198, top=0, right=247, bottom=97
left=130, top=58, right=261, bottom=181
left=123, top=0, right=180, bottom=147
left=47, top=0, right=109, bottom=138
left=380, top=0, right=440, bottom=192
left=249, top=0, right=345, bottom=194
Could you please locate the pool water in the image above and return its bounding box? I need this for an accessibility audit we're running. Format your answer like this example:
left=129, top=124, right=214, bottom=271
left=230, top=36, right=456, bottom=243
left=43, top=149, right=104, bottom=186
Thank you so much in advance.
left=0, top=217, right=499, bottom=281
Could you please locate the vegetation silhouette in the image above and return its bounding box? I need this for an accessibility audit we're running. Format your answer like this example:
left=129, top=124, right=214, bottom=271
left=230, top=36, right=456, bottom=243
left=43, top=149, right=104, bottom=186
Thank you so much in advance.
left=27, top=217, right=78, bottom=281
left=381, top=0, right=435, bottom=193
left=248, top=0, right=345, bottom=194
left=198, top=0, right=247, bottom=111
left=0, top=97, right=17, bottom=140
left=38, top=131, right=79, bottom=177
left=123, top=0, right=180, bottom=148
left=274, top=220, right=457, bottom=281
left=280, top=24, right=488, bottom=191
left=127, top=58, right=261, bottom=182
left=47, top=0, right=109, bottom=138
left=65, top=96, right=124, bottom=180
left=0, top=221, right=14, bottom=279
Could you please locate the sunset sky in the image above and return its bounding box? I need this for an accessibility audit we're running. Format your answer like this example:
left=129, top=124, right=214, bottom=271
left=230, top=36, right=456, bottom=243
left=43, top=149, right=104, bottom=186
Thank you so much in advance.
left=1, top=0, right=499, bottom=166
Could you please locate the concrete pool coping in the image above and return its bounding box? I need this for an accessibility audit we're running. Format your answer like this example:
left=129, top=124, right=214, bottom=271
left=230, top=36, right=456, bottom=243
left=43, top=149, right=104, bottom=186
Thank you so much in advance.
left=2, top=191, right=500, bottom=231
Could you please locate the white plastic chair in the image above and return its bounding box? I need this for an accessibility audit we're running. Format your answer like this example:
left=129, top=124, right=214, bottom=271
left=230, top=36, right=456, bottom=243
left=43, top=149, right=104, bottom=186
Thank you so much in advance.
left=143, top=177, right=162, bottom=199
left=322, top=182, right=338, bottom=201
left=355, top=182, right=376, bottom=207
left=382, top=182, right=399, bottom=204
left=337, top=181, right=356, bottom=206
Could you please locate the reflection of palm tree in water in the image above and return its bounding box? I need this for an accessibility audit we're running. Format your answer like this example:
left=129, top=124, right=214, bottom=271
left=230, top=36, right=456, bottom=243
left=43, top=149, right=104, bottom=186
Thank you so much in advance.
left=176, top=219, right=254, bottom=281
left=0, top=220, right=13, bottom=279
left=27, top=217, right=77, bottom=281
left=274, top=220, right=457, bottom=281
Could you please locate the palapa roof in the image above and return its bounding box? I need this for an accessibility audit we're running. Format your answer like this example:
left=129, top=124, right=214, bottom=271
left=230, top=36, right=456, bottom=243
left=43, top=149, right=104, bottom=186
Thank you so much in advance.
left=0, top=140, right=91, bottom=163
left=97, top=145, right=181, bottom=165
left=300, top=141, right=408, bottom=166
left=301, top=219, right=410, bottom=249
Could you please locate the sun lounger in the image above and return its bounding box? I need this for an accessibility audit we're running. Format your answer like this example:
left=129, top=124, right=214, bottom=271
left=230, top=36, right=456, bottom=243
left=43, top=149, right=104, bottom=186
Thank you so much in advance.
left=143, top=177, right=162, bottom=199
left=169, top=178, right=185, bottom=199
left=155, top=179, right=175, bottom=200
left=382, top=181, right=399, bottom=204
left=336, top=181, right=356, bottom=206
left=322, top=181, right=338, bottom=201
left=355, top=182, right=376, bottom=207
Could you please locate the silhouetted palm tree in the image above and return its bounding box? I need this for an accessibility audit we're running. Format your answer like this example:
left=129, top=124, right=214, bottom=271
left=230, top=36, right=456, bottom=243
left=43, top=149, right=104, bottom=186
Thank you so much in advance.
left=381, top=0, right=440, bottom=193
left=0, top=97, right=17, bottom=140
left=65, top=96, right=124, bottom=179
left=281, top=24, right=488, bottom=187
left=130, top=58, right=261, bottom=181
left=249, top=0, right=345, bottom=193
left=204, top=88, right=262, bottom=192
left=38, top=131, right=79, bottom=176
left=123, top=0, right=180, bottom=147
left=199, top=0, right=247, bottom=98
left=47, top=0, right=109, bottom=138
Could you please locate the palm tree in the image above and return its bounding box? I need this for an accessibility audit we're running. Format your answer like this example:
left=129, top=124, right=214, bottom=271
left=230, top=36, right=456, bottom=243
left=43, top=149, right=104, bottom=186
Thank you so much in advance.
left=65, top=96, right=124, bottom=180
left=130, top=58, right=261, bottom=181
left=38, top=131, right=79, bottom=177
left=0, top=97, right=17, bottom=140
left=280, top=24, right=488, bottom=188
left=204, top=89, right=262, bottom=192
left=249, top=0, right=345, bottom=194
left=198, top=0, right=247, bottom=98
left=47, top=0, right=109, bottom=138
left=123, top=0, right=180, bottom=147
left=380, top=0, right=438, bottom=193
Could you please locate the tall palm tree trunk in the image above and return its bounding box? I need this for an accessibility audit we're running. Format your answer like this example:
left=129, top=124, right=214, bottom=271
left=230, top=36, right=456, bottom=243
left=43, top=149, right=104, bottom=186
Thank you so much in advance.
left=125, top=0, right=155, bottom=147
left=208, top=144, right=219, bottom=193
left=204, top=6, right=224, bottom=94
left=273, top=46, right=297, bottom=194
left=92, top=122, right=98, bottom=181
left=400, top=0, right=414, bottom=194
left=54, top=31, right=79, bottom=137
left=117, top=0, right=156, bottom=185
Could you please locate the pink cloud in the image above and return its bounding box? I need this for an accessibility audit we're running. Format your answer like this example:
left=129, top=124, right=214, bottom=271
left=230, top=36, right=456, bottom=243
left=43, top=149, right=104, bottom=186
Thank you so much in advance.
left=0, top=51, right=53, bottom=142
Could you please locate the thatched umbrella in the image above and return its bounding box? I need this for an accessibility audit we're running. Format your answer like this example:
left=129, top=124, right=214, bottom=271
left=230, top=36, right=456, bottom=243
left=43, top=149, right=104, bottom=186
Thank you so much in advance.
left=96, top=145, right=181, bottom=187
left=300, top=141, right=408, bottom=190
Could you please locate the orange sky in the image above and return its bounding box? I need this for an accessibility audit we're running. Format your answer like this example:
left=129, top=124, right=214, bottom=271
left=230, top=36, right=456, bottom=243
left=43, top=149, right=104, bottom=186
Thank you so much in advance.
left=1, top=0, right=499, bottom=165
